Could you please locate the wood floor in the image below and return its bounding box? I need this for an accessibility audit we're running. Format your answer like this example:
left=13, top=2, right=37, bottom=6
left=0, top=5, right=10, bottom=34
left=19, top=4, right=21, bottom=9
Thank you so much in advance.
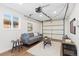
left=0, top=41, right=40, bottom=56
left=0, top=40, right=62, bottom=56
left=0, top=46, right=33, bottom=56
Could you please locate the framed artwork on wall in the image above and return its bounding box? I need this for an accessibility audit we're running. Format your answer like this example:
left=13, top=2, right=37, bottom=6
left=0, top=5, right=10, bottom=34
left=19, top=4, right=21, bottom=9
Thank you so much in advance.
left=70, top=18, right=76, bottom=34
left=13, top=16, right=19, bottom=29
left=27, top=23, right=33, bottom=32
left=3, top=14, right=11, bottom=29
left=3, top=14, right=20, bottom=30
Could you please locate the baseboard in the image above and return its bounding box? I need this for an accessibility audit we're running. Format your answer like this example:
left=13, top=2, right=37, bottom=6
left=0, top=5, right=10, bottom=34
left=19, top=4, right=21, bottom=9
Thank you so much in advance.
left=0, top=48, right=11, bottom=54
left=51, top=39, right=62, bottom=42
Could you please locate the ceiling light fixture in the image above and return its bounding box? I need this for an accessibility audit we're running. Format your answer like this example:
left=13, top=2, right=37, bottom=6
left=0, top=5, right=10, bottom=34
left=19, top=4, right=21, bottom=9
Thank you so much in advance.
left=18, top=3, right=23, bottom=5
left=39, top=15, right=42, bottom=17
left=53, top=11, right=56, bottom=14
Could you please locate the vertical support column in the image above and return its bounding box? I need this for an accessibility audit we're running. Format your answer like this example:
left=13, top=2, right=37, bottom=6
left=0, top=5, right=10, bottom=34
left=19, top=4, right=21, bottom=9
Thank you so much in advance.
left=63, top=3, right=69, bottom=36
left=63, top=17, right=65, bottom=36
left=42, top=21, right=43, bottom=37
left=50, top=21, right=52, bottom=40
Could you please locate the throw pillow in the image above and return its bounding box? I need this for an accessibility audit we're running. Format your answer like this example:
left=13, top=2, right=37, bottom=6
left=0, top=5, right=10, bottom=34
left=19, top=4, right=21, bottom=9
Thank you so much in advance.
left=34, top=33, right=38, bottom=36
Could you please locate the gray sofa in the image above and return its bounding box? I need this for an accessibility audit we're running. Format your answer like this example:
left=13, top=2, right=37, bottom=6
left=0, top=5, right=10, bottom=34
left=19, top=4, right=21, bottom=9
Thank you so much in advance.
left=21, top=33, right=42, bottom=45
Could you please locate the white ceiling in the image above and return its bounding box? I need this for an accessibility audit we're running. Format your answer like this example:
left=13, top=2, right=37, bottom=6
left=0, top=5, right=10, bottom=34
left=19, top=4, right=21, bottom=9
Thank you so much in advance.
left=0, top=3, right=75, bottom=21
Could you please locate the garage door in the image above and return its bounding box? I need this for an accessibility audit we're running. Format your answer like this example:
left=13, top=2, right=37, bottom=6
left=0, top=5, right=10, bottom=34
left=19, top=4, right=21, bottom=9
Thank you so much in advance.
left=43, top=19, right=64, bottom=40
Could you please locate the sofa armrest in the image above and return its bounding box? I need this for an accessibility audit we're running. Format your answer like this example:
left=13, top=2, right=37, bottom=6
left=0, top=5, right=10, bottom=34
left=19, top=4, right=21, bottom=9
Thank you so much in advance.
left=21, top=33, right=29, bottom=43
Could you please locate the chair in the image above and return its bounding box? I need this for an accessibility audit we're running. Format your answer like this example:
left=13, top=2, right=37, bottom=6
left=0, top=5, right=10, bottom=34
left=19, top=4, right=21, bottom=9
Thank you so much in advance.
left=11, top=39, right=23, bottom=53
left=11, top=40, right=18, bottom=53
left=43, top=36, right=52, bottom=48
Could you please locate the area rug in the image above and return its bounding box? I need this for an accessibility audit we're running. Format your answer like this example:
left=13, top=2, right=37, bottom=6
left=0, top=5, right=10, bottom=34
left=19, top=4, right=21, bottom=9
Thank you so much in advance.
left=27, top=41, right=61, bottom=56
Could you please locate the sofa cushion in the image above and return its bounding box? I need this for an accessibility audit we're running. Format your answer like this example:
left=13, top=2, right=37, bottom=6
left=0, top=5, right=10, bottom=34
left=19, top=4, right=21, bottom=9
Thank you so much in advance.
left=29, top=37, right=37, bottom=41
left=34, top=33, right=38, bottom=36
left=21, top=33, right=42, bottom=45
left=21, top=33, right=29, bottom=39
left=28, top=33, right=34, bottom=37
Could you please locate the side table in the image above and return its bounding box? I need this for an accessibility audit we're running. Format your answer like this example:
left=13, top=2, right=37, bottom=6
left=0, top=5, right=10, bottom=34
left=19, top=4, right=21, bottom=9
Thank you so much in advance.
left=62, top=40, right=77, bottom=56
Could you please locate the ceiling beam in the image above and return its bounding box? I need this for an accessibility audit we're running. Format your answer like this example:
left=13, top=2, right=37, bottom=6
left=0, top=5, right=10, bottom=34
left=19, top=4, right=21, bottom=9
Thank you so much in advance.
left=24, top=15, right=42, bottom=22
left=41, top=11, right=52, bottom=20
left=41, top=4, right=66, bottom=22
left=43, top=19, right=63, bottom=22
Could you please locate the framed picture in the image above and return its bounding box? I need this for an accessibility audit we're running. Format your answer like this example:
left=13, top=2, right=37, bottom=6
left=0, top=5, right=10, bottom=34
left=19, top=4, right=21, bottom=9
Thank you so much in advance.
left=13, top=16, right=19, bottom=29
left=27, top=23, right=33, bottom=32
left=70, top=18, right=76, bottom=34
left=3, top=14, right=11, bottom=29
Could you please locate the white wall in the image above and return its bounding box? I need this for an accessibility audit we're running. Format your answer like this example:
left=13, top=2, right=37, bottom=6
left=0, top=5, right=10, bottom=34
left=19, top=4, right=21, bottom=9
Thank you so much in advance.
left=0, top=5, right=42, bottom=53
left=65, top=4, right=79, bottom=55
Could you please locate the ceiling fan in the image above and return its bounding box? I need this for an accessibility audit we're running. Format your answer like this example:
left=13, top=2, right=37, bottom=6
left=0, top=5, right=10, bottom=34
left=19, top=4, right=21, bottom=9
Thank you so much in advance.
left=28, top=5, right=49, bottom=17
left=35, top=4, right=50, bottom=13
left=35, top=4, right=52, bottom=20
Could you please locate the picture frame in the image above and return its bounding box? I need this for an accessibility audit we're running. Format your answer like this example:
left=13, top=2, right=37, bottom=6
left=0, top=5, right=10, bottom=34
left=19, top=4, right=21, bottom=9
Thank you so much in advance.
left=13, top=16, right=19, bottom=29
left=3, top=14, right=11, bottom=29
left=27, top=23, right=33, bottom=32
left=70, top=18, right=76, bottom=34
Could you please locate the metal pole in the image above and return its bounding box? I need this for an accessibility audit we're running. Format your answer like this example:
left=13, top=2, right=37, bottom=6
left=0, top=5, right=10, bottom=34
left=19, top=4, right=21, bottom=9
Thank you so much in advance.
left=41, top=11, right=52, bottom=20
left=63, top=3, right=69, bottom=36
left=42, top=21, right=43, bottom=38
left=24, top=15, right=42, bottom=22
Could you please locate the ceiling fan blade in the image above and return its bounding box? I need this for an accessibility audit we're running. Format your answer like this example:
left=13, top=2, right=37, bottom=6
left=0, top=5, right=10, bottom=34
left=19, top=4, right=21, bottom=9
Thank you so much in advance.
left=35, top=7, right=42, bottom=13
left=41, top=4, right=50, bottom=8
